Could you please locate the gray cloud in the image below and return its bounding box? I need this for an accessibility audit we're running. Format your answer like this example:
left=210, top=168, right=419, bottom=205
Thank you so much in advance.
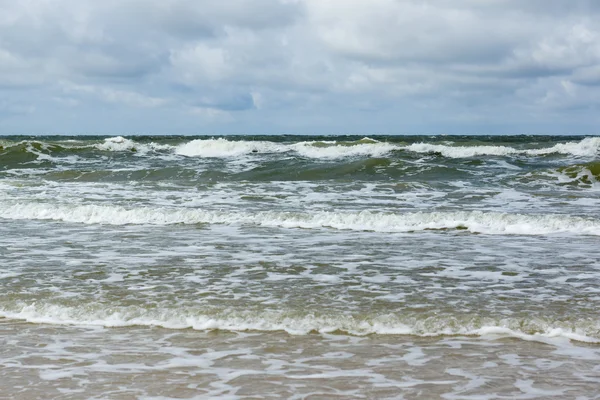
left=0, top=0, right=599, bottom=134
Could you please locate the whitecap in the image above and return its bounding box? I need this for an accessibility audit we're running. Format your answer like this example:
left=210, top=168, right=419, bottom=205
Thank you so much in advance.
left=175, top=138, right=287, bottom=157
left=1, top=303, right=599, bottom=344
left=1, top=201, right=600, bottom=236
left=405, top=137, right=600, bottom=158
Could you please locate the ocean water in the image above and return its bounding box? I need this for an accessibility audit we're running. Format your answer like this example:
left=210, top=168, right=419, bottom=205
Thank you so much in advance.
left=1, top=134, right=600, bottom=399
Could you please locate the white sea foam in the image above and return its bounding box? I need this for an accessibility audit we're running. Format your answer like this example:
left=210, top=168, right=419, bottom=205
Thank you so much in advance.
left=406, top=143, right=520, bottom=158
left=41, top=136, right=600, bottom=159
left=174, top=138, right=397, bottom=159
left=290, top=141, right=397, bottom=159
left=1, top=303, right=599, bottom=343
left=406, top=137, right=600, bottom=158
left=175, top=138, right=287, bottom=157
left=96, top=136, right=172, bottom=153
left=1, top=202, right=599, bottom=235
left=527, top=137, right=600, bottom=157
left=96, top=136, right=139, bottom=152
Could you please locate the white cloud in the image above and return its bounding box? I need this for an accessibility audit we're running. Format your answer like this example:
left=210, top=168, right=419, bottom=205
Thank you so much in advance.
left=62, top=83, right=169, bottom=108
left=170, top=43, right=232, bottom=83
left=304, top=0, right=518, bottom=63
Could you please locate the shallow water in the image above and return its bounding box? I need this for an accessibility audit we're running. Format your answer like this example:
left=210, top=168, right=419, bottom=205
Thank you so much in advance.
left=3, top=321, right=600, bottom=399
left=1, top=135, right=600, bottom=398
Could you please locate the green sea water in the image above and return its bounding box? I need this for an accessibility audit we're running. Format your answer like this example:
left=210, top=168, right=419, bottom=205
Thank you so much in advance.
left=1, top=134, right=600, bottom=398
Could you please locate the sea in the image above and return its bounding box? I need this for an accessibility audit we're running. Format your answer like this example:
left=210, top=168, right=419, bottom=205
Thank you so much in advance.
left=1, top=134, right=600, bottom=399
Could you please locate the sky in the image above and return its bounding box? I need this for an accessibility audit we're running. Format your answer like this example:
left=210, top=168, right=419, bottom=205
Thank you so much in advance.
left=1, top=0, right=600, bottom=135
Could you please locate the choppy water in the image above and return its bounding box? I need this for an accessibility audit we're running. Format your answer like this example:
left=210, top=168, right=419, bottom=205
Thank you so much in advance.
left=1, top=134, right=600, bottom=399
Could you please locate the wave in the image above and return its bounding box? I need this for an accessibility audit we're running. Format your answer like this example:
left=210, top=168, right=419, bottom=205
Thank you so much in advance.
left=1, top=202, right=599, bottom=235
left=0, top=141, right=88, bottom=169
left=0, top=142, right=45, bottom=167
left=175, top=138, right=287, bottom=157
left=515, top=161, right=600, bottom=189
left=406, top=137, right=600, bottom=158
left=556, top=161, right=600, bottom=185
left=3, top=137, right=599, bottom=165
left=234, top=157, right=397, bottom=181
left=1, top=303, right=598, bottom=343
left=174, top=137, right=396, bottom=159
left=0, top=138, right=160, bottom=168
left=96, top=136, right=172, bottom=153
left=406, top=143, right=520, bottom=158
left=71, top=136, right=600, bottom=160
left=290, top=141, right=397, bottom=159
left=157, top=136, right=600, bottom=159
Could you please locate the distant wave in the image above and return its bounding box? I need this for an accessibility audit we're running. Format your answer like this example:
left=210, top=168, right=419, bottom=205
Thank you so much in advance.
left=96, top=136, right=172, bottom=153
left=100, top=136, right=600, bottom=159
left=2, top=202, right=599, bottom=235
left=174, top=137, right=396, bottom=159
left=2, top=136, right=599, bottom=163
left=175, top=138, right=288, bottom=157
left=1, top=302, right=598, bottom=343
left=405, top=137, right=600, bottom=158
left=290, top=140, right=397, bottom=159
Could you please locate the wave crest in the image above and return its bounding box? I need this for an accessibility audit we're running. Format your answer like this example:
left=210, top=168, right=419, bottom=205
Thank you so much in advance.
left=96, top=136, right=172, bottom=153
left=291, top=141, right=397, bottom=159
left=174, top=138, right=397, bottom=159
left=175, top=138, right=287, bottom=157
left=1, top=202, right=599, bottom=235
left=406, top=137, right=600, bottom=158
left=3, top=137, right=599, bottom=162
left=1, top=303, right=598, bottom=343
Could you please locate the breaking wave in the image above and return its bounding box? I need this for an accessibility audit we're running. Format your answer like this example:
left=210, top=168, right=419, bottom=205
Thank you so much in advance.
left=406, top=137, right=600, bottom=158
left=290, top=140, right=397, bottom=159
left=2, top=136, right=599, bottom=164
left=137, top=136, right=600, bottom=159
left=174, top=137, right=396, bottom=159
left=1, top=202, right=599, bottom=235
left=175, top=138, right=287, bottom=157
left=96, top=136, right=172, bottom=153
left=1, top=302, right=598, bottom=343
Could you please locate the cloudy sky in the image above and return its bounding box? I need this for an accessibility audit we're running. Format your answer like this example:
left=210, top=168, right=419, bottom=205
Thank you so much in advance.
left=1, top=0, right=600, bottom=134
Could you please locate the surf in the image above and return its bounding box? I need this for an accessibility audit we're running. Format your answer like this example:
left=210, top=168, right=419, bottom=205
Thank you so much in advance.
left=2, top=202, right=599, bottom=235
left=1, top=302, right=598, bottom=343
